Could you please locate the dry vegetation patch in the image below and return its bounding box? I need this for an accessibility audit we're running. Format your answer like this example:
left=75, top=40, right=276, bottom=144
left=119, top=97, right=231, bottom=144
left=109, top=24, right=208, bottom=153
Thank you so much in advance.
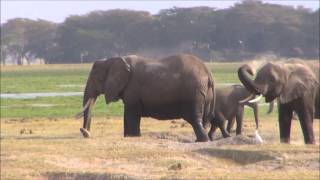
left=1, top=117, right=319, bottom=179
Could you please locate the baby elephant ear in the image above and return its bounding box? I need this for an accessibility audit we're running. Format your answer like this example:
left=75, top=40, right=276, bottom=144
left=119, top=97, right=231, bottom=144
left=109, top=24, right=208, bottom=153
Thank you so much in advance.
left=280, top=65, right=318, bottom=104
left=104, top=57, right=131, bottom=103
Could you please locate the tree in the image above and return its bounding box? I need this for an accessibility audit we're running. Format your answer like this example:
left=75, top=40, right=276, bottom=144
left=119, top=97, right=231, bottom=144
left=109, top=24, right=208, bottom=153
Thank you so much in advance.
left=1, top=18, right=57, bottom=64
left=1, top=2, right=318, bottom=64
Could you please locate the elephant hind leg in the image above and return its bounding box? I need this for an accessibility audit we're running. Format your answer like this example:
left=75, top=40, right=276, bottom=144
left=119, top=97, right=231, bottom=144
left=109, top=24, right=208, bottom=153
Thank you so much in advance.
left=191, top=121, right=209, bottom=142
left=208, top=119, right=218, bottom=141
left=187, top=98, right=210, bottom=142
left=295, top=99, right=315, bottom=144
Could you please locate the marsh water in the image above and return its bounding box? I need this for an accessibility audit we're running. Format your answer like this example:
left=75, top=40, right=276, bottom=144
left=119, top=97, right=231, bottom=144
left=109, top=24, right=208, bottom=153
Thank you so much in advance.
left=0, top=92, right=83, bottom=99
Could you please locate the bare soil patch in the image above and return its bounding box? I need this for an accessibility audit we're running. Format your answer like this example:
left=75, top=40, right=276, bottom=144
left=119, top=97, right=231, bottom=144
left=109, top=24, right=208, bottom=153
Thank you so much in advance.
left=1, top=117, right=319, bottom=180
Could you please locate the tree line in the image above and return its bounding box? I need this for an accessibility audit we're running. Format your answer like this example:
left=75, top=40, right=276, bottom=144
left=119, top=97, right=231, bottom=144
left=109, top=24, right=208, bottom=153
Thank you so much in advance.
left=1, top=1, right=319, bottom=64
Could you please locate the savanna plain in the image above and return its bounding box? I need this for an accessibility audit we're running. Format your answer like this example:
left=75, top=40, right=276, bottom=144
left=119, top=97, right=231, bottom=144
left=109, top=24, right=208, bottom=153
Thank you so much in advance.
left=1, top=62, right=319, bottom=180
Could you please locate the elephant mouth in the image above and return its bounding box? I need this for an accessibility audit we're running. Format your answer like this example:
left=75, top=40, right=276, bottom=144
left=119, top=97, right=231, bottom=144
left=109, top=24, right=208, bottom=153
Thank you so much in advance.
left=265, top=94, right=277, bottom=102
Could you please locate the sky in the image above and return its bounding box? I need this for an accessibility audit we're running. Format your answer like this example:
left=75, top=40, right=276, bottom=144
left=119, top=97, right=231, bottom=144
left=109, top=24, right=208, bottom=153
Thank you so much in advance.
left=1, top=1, right=319, bottom=24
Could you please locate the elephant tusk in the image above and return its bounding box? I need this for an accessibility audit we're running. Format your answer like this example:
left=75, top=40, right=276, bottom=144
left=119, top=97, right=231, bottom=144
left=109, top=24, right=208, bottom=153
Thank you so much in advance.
left=75, top=98, right=93, bottom=119
left=84, top=98, right=96, bottom=127
left=254, top=130, right=263, bottom=143
left=239, top=93, right=255, bottom=104
left=249, top=94, right=263, bottom=103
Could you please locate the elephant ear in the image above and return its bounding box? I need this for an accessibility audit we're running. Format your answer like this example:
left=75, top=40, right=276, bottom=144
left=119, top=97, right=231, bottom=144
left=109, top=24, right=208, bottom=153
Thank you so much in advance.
left=279, top=64, right=318, bottom=103
left=104, top=57, right=131, bottom=103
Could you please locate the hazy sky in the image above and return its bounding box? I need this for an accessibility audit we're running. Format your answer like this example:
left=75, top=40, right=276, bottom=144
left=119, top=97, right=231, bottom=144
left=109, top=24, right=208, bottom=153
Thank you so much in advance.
left=1, top=1, right=319, bottom=24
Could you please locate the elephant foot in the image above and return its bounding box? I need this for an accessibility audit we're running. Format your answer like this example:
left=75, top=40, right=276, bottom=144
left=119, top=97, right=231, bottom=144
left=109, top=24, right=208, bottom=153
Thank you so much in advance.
left=305, top=140, right=316, bottom=144
left=195, top=135, right=209, bottom=142
left=80, top=128, right=90, bottom=138
left=304, top=137, right=315, bottom=144
left=222, top=133, right=231, bottom=138
left=195, top=138, right=209, bottom=142
left=124, top=134, right=141, bottom=137
left=280, top=137, right=290, bottom=144
left=124, top=131, right=141, bottom=137
left=208, top=134, right=214, bottom=141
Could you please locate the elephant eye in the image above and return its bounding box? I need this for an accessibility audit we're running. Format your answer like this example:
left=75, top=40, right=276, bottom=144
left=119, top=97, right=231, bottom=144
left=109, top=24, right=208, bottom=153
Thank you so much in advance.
left=270, top=75, right=276, bottom=82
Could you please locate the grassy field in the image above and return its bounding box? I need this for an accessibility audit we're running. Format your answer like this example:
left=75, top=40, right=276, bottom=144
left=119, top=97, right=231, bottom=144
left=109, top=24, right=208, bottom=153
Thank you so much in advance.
left=0, top=62, right=267, bottom=118
left=1, top=63, right=319, bottom=180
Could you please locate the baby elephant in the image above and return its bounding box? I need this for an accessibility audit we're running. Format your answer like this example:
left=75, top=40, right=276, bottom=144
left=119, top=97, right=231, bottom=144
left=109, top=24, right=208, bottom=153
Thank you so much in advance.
left=208, top=84, right=259, bottom=140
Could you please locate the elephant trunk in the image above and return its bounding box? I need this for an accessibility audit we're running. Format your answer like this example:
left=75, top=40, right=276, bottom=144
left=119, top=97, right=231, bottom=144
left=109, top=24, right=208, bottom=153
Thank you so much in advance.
left=80, top=82, right=98, bottom=138
left=267, top=100, right=275, bottom=114
left=238, top=65, right=262, bottom=95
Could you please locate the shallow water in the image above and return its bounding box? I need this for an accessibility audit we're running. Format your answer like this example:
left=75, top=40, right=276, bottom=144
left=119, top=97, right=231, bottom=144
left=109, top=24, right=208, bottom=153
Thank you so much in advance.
left=1, top=103, right=57, bottom=108
left=57, top=84, right=85, bottom=88
left=0, top=92, right=83, bottom=99
left=0, top=83, right=262, bottom=100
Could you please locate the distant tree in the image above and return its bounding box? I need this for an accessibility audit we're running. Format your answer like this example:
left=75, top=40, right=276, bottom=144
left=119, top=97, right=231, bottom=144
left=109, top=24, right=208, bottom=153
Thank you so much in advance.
left=1, top=2, right=318, bottom=64
left=1, top=18, right=57, bottom=64
left=57, top=10, right=155, bottom=63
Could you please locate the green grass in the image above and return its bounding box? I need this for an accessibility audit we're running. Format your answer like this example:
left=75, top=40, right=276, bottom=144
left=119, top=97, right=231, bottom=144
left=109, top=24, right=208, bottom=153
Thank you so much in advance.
left=207, top=62, right=243, bottom=84
left=1, top=96, right=124, bottom=118
left=1, top=65, right=90, bottom=93
left=0, top=62, right=242, bottom=94
left=0, top=62, right=249, bottom=119
left=0, top=93, right=276, bottom=118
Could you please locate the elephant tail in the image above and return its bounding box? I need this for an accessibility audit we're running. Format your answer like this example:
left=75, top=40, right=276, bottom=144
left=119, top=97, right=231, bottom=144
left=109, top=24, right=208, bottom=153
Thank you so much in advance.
left=209, top=73, right=216, bottom=122
left=211, top=78, right=216, bottom=119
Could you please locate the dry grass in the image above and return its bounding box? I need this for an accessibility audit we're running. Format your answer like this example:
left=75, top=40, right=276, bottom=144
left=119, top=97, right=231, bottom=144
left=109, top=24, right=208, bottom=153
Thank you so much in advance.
left=1, top=116, right=319, bottom=180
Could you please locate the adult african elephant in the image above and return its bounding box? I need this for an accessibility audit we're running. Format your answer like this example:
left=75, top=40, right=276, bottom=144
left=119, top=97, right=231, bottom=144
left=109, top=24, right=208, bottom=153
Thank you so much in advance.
left=208, top=85, right=259, bottom=140
left=238, top=60, right=319, bottom=144
left=78, top=54, right=216, bottom=142
left=308, top=62, right=320, bottom=119
left=267, top=62, right=319, bottom=119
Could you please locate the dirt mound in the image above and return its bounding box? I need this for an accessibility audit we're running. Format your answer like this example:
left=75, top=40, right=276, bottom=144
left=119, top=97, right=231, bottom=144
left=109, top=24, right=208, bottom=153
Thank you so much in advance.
left=146, top=132, right=194, bottom=143
left=147, top=130, right=263, bottom=145
left=213, top=135, right=263, bottom=146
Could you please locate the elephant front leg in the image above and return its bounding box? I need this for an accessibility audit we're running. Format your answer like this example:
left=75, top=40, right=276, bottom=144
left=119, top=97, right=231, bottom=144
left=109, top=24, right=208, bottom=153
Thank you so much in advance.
left=278, top=104, right=293, bottom=143
left=226, top=117, right=235, bottom=133
left=124, top=105, right=141, bottom=137
left=235, top=106, right=244, bottom=135
left=215, top=112, right=231, bottom=138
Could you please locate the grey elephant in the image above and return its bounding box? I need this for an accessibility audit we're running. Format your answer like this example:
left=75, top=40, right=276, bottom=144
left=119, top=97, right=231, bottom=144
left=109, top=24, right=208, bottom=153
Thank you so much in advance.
left=307, top=62, right=319, bottom=119
left=267, top=62, right=319, bottom=119
left=238, top=60, right=319, bottom=144
left=208, top=85, right=259, bottom=140
left=78, top=54, right=216, bottom=142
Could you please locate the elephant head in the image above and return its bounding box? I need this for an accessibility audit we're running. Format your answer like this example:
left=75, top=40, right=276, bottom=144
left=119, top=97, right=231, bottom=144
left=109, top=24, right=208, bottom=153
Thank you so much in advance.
left=238, top=61, right=318, bottom=104
left=79, top=57, right=131, bottom=138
